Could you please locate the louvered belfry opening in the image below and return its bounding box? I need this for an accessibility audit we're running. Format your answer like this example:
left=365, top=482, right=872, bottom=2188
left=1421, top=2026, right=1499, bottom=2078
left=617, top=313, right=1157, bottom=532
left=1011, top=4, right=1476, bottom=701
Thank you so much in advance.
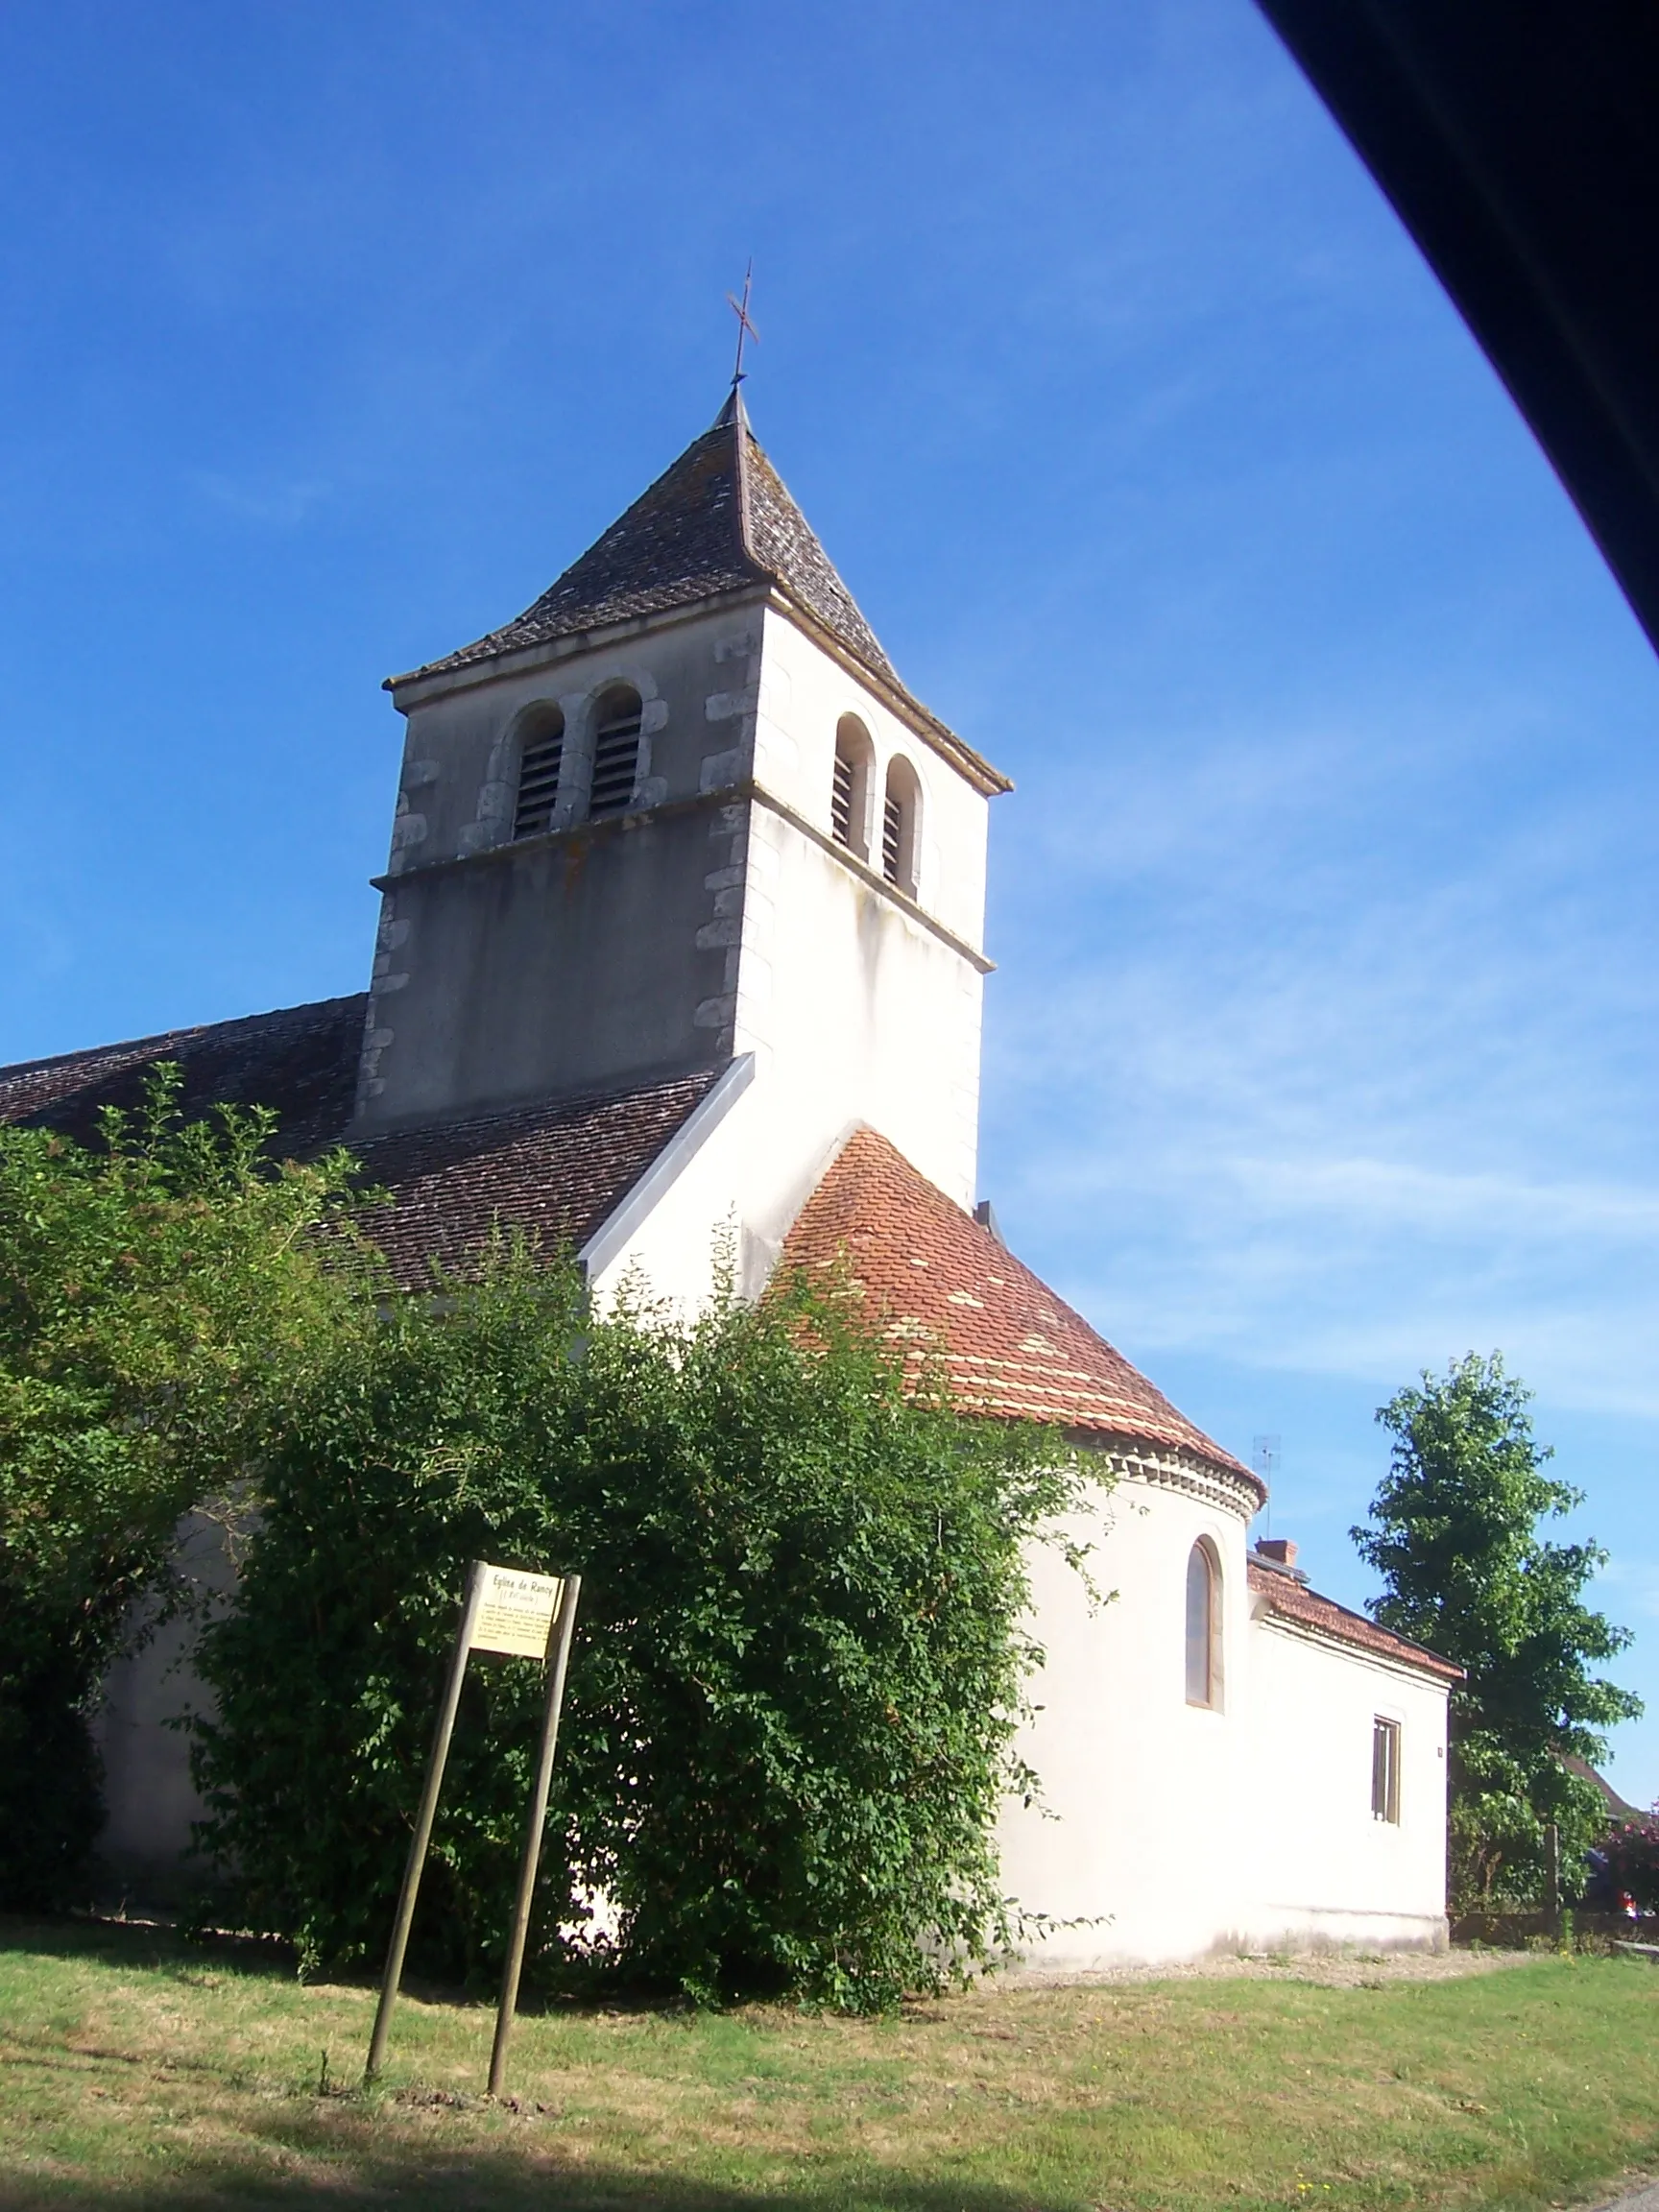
left=589, top=686, right=643, bottom=819
left=881, top=794, right=903, bottom=883
left=881, top=754, right=920, bottom=896
left=831, top=752, right=854, bottom=846
left=831, top=713, right=872, bottom=858
left=512, top=709, right=565, bottom=839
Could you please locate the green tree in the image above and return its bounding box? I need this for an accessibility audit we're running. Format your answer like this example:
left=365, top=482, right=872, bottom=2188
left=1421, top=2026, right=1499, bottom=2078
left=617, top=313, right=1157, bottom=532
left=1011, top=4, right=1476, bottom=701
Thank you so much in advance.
left=192, top=1249, right=1095, bottom=2009
left=0, top=1071, right=373, bottom=1907
left=1353, top=1352, right=1639, bottom=1907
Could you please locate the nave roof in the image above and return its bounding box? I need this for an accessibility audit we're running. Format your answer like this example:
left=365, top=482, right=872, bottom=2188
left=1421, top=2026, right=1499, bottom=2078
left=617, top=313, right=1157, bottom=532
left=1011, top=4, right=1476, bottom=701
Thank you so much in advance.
left=0, top=996, right=717, bottom=1287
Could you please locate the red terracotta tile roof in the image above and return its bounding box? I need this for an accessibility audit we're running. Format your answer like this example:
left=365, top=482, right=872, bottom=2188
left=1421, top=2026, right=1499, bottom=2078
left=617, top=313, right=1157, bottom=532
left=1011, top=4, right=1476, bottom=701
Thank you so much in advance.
left=1247, top=1560, right=1463, bottom=1681
left=779, top=1126, right=1257, bottom=1483
left=0, top=998, right=717, bottom=1287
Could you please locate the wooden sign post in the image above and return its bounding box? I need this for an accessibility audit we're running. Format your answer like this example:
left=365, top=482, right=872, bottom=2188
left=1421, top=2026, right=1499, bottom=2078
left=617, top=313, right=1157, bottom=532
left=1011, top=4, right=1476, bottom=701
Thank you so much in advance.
left=488, top=1573, right=580, bottom=2097
left=364, top=1561, right=581, bottom=2091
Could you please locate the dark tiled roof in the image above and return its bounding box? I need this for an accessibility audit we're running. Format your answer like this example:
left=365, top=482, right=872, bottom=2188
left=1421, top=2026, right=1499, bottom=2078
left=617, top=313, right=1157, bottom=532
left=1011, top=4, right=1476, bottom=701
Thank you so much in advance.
left=0, top=998, right=717, bottom=1287
left=743, top=435, right=893, bottom=680
left=779, top=1126, right=1256, bottom=1482
left=350, top=1070, right=717, bottom=1285
left=392, top=392, right=896, bottom=690
left=1246, top=1560, right=1463, bottom=1682
left=0, top=996, right=368, bottom=1158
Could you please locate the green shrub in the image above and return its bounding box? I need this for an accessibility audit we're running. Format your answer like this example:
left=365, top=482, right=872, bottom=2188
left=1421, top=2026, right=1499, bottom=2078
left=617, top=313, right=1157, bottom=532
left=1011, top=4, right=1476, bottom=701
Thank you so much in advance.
left=191, top=1250, right=1094, bottom=2008
left=0, top=1073, right=370, bottom=1907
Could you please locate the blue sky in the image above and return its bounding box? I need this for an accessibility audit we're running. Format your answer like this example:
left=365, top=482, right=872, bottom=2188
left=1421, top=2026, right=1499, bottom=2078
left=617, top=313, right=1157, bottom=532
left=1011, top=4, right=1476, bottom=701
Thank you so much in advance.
left=3, top=2, right=1656, bottom=1791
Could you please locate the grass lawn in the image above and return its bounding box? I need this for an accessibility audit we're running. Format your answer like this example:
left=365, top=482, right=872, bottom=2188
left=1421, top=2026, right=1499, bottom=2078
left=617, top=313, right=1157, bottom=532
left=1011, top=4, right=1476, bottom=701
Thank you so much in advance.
left=2, top=1917, right=1656, bottom=2210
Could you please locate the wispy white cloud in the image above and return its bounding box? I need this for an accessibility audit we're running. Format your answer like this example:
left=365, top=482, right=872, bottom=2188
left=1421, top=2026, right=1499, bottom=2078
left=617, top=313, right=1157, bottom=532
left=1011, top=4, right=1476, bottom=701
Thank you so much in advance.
left=979, top=685, right=1659, bottom=1421
left=190, top=470, right=330, bottom=526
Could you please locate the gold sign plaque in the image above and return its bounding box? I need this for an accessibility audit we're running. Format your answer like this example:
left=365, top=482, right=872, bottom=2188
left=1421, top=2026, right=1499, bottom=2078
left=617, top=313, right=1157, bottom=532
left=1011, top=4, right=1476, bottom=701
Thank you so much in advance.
left=471, top=1564, right=564, bottom=1659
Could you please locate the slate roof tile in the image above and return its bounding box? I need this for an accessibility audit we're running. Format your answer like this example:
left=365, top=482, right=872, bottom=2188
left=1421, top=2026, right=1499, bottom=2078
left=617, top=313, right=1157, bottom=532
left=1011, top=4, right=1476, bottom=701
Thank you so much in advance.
left=392, top=394, right=895, bottom=695
left=778, top=1125, right=1257, bottom=1481
left=349, top=1071, right=717, bottom=1284
left=0, top=996, right=368, bottom=1157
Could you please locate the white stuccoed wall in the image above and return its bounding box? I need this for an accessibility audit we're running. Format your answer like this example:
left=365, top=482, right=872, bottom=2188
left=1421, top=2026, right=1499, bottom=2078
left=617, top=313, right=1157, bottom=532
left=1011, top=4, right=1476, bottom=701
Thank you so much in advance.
left=589, top=604, right=992, bottom=1311
left=998, top=1466, right=1259, bottom=1968
left=94, top=577, right=1456, bottom=1960
left=998, top=1461, right=1450, bottom=1968
left=1236, top=1613, right=1450, bottom=1951
left=585, top=605, right=1453, bottom=1973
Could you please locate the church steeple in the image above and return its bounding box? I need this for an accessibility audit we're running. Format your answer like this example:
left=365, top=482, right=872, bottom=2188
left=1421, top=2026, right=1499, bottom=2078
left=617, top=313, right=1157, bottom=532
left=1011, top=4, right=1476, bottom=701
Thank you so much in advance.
left=359, top=397, right=1006, bottom=1209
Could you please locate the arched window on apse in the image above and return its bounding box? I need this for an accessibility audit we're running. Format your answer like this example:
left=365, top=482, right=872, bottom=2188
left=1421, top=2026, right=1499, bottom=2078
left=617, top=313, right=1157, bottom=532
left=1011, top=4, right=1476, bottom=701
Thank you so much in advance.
left=881, top=754, right=921, bottom=898
left=589, top=685, right=643, bottom=819
left=1185, top=1540, right=1222, bottom=1710
left=511, top=707, right=565, bottom=840
left=830, top=714, right=873, bottom=858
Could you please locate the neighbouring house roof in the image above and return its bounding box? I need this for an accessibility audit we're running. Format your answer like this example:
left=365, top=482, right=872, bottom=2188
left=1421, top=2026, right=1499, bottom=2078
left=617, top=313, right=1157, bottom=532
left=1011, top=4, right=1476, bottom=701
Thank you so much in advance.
left=1246, top=1558, right=1464, bottom=1683
left=777, top=1124, right=1259, bottom=1486
left=1561, top=1753, right=1644, bottom=1821
left=0, top=997, right=719, bottom=1287
left=387, top=394, right=1010, bottom=795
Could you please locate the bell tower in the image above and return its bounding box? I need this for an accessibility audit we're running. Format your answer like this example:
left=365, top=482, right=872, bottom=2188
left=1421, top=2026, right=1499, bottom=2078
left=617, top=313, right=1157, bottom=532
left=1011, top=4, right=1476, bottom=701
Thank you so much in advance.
left=355, top=391, right=1009, bottom=1238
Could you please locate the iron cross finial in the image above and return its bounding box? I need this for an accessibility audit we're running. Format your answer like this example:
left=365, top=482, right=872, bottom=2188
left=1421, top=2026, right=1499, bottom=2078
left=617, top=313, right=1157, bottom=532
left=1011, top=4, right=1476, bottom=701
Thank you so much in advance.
left=727, top=260, right=759, bottom=388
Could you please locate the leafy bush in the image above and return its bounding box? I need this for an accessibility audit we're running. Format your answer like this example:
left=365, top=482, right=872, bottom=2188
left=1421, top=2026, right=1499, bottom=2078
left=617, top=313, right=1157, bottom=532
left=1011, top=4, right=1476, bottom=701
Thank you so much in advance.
left=191, top=1250, right=1093, bottom=2008
left=0, top=1073, right=370, bottom=1907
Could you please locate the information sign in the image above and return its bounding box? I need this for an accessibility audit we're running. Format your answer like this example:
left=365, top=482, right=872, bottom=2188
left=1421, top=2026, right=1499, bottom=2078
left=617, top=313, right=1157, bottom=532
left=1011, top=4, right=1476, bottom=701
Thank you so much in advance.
left=471, top=1564, right=563, bottom=1659
left=366, top=1560, right=582, bottom=2099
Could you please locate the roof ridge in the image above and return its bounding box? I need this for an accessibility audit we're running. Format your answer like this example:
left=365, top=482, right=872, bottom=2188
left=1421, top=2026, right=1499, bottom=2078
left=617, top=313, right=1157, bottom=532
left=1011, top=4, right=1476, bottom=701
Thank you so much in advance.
left=352, top=1066, right=718, bottom=1151
left=726, top=386, right=758, bottom=566
left=0, top=993, right=368, bottom=1085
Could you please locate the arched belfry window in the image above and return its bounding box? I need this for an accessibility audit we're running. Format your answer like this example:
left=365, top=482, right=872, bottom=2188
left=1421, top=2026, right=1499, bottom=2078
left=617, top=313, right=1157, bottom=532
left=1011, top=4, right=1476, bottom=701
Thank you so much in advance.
left=881, top=755, right=921, bottom=898
left=831, top=715, right=873, bottom=858
left=589, top=685, right=643, bottom=819
left=512, top=707, right=565, bottom=840
left=1185, top=1540, right=1222, bottom=1709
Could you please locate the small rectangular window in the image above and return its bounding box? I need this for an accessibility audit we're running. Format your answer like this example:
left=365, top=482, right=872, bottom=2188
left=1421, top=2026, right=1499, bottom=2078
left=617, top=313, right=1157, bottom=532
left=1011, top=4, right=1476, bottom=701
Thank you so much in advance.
left=1371, top=1716, right=1401, bottom=1823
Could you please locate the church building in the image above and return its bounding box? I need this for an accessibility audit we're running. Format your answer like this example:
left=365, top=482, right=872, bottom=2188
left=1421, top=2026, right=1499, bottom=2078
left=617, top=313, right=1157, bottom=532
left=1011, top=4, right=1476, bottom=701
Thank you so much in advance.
left=0, top=390, right=1459, bottom=1963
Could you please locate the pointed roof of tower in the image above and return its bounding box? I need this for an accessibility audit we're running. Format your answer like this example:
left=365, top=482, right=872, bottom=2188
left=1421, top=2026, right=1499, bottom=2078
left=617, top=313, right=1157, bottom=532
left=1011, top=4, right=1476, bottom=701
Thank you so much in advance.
left=389, top=395, right=998, bottom=787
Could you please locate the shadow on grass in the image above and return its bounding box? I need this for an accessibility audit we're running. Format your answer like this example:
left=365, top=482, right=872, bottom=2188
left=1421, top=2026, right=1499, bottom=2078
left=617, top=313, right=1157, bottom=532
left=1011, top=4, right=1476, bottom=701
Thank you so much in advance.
left=7, top=2152, right=1081, bottom=2212
left=4, top=1915, right=1078, bottom=2210
left=0, top=1908, right=303, bottom=1978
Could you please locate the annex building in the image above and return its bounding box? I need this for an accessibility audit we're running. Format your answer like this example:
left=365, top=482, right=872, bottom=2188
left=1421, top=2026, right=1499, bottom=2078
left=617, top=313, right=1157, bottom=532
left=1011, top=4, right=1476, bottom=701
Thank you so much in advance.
left=0, top=389, right=1460, bottom=1964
